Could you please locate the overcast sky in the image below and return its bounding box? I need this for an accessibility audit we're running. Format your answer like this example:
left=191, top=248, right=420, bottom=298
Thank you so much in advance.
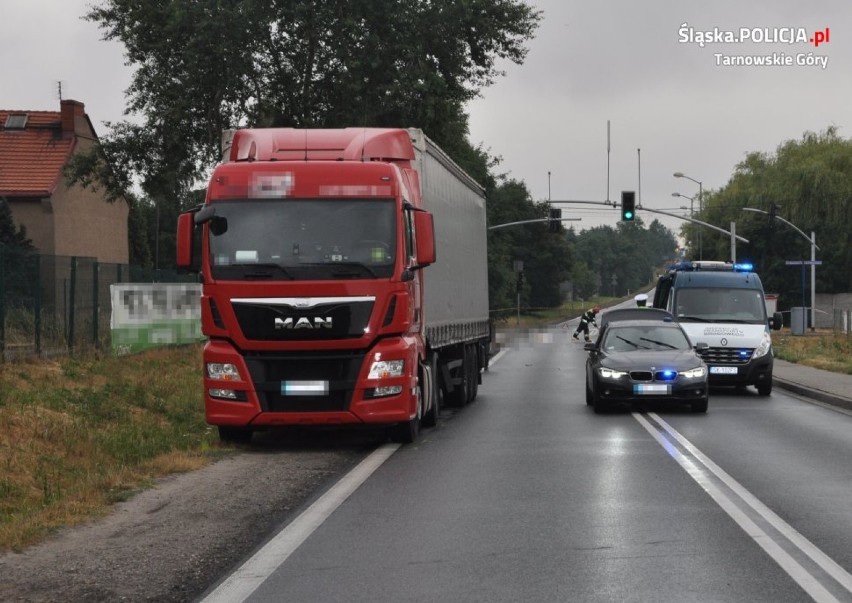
left=3, top=0, right=849, bottom=238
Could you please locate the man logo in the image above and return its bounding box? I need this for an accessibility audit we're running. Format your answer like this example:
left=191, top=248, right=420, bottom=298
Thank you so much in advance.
left=274, top=316, right=333, bottom=330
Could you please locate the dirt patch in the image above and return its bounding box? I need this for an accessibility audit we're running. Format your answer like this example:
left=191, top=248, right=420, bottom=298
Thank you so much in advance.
left=0, top=431, right=372, bottom=603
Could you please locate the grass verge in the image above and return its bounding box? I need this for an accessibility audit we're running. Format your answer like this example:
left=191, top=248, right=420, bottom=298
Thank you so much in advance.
left=0, top=343, right=222, bottom=552
left=772, top=330, right=852, bottom=375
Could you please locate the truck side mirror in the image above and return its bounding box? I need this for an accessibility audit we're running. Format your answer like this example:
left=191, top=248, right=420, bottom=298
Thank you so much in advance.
left=413, top=211, right=436, bottom=267
left=176, top=212, right=201, bottom=272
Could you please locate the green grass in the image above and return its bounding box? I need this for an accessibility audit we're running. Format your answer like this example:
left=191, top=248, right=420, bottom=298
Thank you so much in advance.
left=0, top=344, right=223, bottom=552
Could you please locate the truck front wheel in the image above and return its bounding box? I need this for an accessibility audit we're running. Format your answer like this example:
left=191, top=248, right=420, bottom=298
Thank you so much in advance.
left=218, top=426, right=253, bottom=444
left=421, top=355, right=440, bottom=428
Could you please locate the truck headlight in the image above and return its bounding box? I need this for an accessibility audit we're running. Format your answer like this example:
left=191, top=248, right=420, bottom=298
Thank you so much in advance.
left=753, top=332, right=772, bottom=359
left=368, top=359, right=404, bottom=379
left=680, top=366, right=707, bottom=379
left=599, top=367, right=627, bottom=379
left=207, top=362, right=241, bottom=381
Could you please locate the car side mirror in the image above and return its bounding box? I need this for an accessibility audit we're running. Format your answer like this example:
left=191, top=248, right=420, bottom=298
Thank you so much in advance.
left=694, top=342, right=709, bottom=352
left=583, top=342, right=597, bottom=352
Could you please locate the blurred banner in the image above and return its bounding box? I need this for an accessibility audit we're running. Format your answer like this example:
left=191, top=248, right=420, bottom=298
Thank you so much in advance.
left=110, top=283, right=204, bottom=355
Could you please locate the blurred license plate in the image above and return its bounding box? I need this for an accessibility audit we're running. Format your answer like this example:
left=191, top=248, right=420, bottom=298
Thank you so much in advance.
left=634, top=384, right=671, bottom=394
left=282, top=380, right=328, bottom=396
left=710, top=366, right=738, bottom=375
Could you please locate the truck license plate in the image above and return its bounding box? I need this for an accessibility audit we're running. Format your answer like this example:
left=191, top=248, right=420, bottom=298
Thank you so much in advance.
left=634, top=384, right=670, bottom=394
left=282, top=380, right=329, bottom=396
left=710, top=366, right=738, bottom=375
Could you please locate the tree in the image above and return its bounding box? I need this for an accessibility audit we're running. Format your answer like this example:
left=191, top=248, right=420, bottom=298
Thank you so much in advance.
left=73, top=1, right=541, bottom=272
left=697, top=127, right=852, bottom=304
left=570, top=218, right=676, bottom=298
left=0, top=199, right=33, bottom=251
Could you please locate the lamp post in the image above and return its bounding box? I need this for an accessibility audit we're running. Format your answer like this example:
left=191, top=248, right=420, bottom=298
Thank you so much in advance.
left=743, top=207, right=820, bottom=330
left=674, top=172, right=703, bottom=259
left=671, top=192, right=694, bottom=217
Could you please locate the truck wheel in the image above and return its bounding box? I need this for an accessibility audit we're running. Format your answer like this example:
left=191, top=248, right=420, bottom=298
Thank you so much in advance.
left=446, top=350, right=470, bottom=407
left=390, top=417, right=420, bottom=444
left=466, top=345, right=479, bottom=403
left=421, top=355, right=440, bottom=428
left=756, top=381, right=772, bottom=396
left=218, top=426, right=253, bottom=444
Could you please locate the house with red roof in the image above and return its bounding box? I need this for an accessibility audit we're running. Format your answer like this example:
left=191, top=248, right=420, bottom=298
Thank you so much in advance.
left=0, top=99, right=129, bottom=264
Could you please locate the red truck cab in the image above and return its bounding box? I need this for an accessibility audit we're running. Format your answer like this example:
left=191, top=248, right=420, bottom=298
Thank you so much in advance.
left=177, top=128, right=438, bottom=443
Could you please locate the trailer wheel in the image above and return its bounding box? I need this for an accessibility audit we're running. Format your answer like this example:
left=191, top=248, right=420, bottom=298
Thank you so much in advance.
left=446, top=348, right=470, bottom=407
left=421, top=355, right=440, bottom=428
left=468, top=345, right=480, bottom=403
left=218, top=426, right=253, bottom=444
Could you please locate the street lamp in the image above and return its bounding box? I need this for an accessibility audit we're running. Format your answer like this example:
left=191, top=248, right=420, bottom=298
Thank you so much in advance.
left=674, top=172, right=704, bottom=259
left=743, top=207, right=820, bottom=330
left=671, top=192, right=695, bottom=216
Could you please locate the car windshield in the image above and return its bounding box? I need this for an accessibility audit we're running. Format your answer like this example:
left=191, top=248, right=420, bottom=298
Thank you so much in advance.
left=206, top=198, right=397, bottom=281
left=602, top=325, right=691, bottom=352
left=674, top=287, right=767, bottom=323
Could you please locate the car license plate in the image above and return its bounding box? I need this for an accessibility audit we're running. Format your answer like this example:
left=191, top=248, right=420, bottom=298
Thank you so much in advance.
left=282, top=380, right=328, bottom=396
left=710, top=366, right=738, bottom=375
left=634, top=384, right=671, bottom=394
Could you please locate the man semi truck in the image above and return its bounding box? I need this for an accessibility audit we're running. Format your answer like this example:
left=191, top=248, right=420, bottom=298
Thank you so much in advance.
left=176, top=128, right=490, bottom=443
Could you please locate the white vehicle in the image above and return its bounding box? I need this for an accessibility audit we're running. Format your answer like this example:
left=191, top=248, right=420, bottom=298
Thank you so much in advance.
left=652, top=261, right=783, bottom=396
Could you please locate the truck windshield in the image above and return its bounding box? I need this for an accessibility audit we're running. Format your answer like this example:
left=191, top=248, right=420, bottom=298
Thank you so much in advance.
left=206, top=198, right=397, bottom=280
left=674, top=288, right=767, bottom=323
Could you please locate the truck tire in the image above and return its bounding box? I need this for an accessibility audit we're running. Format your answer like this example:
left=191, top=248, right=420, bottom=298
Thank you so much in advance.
left=421, top=355, right=440, bottom=428
left=445, top=349, right=470, bottom=407
left=218, top=426, right=253, bottom=444
left=390, top=388, right=422, bottom=444
left=468, top=344, right=480, bottom=403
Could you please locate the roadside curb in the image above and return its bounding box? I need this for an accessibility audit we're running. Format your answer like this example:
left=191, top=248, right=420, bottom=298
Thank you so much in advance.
left=772, top=377, right=852, bottom=412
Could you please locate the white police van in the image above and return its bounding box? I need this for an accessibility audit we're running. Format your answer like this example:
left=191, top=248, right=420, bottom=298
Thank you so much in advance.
left=652, top=261, right=783, bottom=396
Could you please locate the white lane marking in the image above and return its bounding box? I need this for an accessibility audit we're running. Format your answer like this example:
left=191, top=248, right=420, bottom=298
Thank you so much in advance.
left=489, top=349, right=507, bottom=367
left=201, top=443, right=400, bottom=603
left=648, top=412, right=852, bottom=593
left=634, top=413, right=842, bottom=603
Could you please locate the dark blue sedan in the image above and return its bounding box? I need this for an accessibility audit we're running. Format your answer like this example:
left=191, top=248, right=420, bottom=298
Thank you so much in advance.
left=584, top=318, right=709, bottom=414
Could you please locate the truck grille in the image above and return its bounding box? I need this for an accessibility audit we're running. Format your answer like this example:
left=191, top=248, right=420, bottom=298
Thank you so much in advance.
left=697, top=346, right=754, bottom=365
left=244, top=350, right=366, bottom=412
left=233, top=299, right=374, bottom=341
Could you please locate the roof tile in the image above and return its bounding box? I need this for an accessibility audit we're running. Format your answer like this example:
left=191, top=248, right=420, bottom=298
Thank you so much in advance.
left=0, top=110, right=74, bottom=197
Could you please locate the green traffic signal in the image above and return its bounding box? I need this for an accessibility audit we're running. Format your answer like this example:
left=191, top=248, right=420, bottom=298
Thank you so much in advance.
left=621, top=191, right=636, bottom=221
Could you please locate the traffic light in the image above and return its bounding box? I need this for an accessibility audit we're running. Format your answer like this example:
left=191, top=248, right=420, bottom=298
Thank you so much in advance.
left=549, top=208, right=561, bottom=232
left=516, top=270, right=524, bottom=293
left=621, top=191, right=636, bottom=221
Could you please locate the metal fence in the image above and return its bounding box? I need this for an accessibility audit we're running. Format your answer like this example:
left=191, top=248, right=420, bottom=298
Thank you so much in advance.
left=0, top=246, right=193, bottom=359
left=833, top=309, right=852, bottom=336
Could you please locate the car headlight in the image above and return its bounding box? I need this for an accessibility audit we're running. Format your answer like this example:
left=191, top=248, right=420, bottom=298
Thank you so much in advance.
left=368, top=359, right=405, bottom=379
left=680, top=366, right=707, bottom=379
left=599, top=367, right=627, bottom=379
left=753, top=332, right=772, bottom=359
left=207, top=362, right=241, bottom=381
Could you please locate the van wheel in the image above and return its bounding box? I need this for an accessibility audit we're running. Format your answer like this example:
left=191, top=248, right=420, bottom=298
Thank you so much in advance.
left=756, top=381, right=772, bottom=396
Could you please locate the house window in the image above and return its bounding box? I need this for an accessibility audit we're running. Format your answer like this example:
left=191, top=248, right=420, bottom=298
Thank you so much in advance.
left=4, top=114, right=28, bottom=129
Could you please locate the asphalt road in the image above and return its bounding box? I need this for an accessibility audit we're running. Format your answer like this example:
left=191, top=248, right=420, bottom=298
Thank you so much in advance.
left=5, top=324, right=852, bottom=602
left=196, top=325, right=852, bottom=603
